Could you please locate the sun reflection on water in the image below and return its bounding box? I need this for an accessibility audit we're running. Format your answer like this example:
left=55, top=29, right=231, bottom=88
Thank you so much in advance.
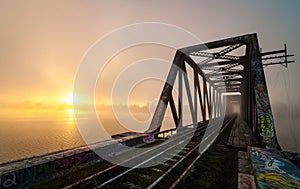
left=65, top=109, right=75, bottom=125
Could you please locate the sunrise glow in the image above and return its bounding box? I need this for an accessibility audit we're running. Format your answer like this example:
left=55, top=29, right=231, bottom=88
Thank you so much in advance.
left=65, top=109, right=75, bottom=115
left=61, top=93, right=74, bottom=105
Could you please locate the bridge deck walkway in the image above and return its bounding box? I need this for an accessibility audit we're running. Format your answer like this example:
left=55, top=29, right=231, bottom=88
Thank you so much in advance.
left=227, top=116, right=260, bottom=149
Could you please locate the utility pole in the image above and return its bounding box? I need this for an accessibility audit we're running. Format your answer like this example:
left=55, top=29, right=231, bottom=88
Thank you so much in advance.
left=261, top=44, right=295, bottom=67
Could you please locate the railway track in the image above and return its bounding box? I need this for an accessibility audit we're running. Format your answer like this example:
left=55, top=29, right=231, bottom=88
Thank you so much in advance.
left=63, top=117, right=235, bottom=189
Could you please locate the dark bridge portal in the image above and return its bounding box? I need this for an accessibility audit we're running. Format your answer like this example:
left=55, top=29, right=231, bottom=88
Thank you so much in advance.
left=225, top=94, right=241, bottom=115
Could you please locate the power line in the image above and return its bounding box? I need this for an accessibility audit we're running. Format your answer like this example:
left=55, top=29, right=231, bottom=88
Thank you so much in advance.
left=262, top=44, right=295, bottom=68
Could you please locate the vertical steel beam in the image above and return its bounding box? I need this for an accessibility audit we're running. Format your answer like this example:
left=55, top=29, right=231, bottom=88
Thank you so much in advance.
left=212, top=86, right=214, bottom=118
left=204, top=81, right=211, bottom=118
left=216, top=91, right=220, bottom=118
left=182, top=63, right=197, bottom=127
left=213, top=89, right=217, bottom=118
left=203, top=81, right=207, bottom=121
left=194, top=70, right=198, bottom=123
left=248, top=34, right=280, bottom=150
left=209, top=85, right=212, bottom=118
left=243, top=48, right=252, bottom=128
left=169, top=95, right=179, bottom=127
left=178, top=67, right=183, bottom=128
left=146, top=50, right=184, bottom=134
left=195, top=73, right=205, bottom=121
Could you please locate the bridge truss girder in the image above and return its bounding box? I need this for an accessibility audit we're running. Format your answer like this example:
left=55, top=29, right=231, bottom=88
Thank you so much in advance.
left=147, top=33, right=281, bottom=150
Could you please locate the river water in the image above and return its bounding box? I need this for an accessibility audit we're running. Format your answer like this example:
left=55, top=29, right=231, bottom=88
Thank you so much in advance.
left=0, top=107, right=298, bottom=164
left=0, top=108, right=175, bottom=163
left=0, top=109, right=86, bottom=163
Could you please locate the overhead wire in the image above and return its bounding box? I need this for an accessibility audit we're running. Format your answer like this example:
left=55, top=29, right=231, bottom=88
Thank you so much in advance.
left=282, top=61, right=298, bottom=152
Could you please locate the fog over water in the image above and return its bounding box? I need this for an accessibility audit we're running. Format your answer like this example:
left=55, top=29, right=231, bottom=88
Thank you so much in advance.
left=0, top=1, right=300, bottom=162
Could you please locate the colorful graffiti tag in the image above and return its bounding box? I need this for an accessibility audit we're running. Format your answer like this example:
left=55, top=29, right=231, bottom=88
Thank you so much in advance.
left=0, top=149, right=99, bottom=188
left=254, top=83, right=274, bottom=138
left=261, top=137, right=278, bottom=150
left=252, top=60, right=277, bottom=148
left=256, top=85, right=270, bottom=113
left=257, top=172, right=300, bottom=188
left=143, top=134, right=155, bottom=143
left=249, top=147, right=300, bottom=189
left=238, top=173, right=256, bottom=189
left=259, top=114, right=274, bottom=137
left=54, top=153, right=86, bottom=172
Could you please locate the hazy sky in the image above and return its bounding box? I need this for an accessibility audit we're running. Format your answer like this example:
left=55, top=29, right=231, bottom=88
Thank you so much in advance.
left=0, top=0, right=300, bottom=150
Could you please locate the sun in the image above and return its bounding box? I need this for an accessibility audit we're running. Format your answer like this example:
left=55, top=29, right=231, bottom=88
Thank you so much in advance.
left=61, top=93, right=75, bottom=115
left=66, top=109, right=75, bottom=115
left=61, top=93, right=74, bottom=105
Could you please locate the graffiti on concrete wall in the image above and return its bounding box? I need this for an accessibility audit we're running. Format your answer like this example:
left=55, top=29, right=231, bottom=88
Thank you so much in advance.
left=0, top=172, right=17, bottom=188
left=143, top=134, right=155, bottom=143
left=259, top=114, right=274, bottom=137
left=238, top=173, right=256, bottom=189
left=250, top=147, right=300, bottom=188
left=281, top=151, right=300, bottom=169
left=54, top=153, right=86, bottom=172
left=256, top=85, right=271, bottom=113
left=252, top=61, right=276, bottom=142
left=257, top=172, right=300, bottom=188
left=262, top=136, right=278, bottom=149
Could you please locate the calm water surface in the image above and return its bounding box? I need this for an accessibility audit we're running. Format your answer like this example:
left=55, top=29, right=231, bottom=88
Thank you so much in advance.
left=1, top=108, right=298, bottom=163
left=0, top=108, right=173, bottom=163
left=0, top=109, right=87, bottom=163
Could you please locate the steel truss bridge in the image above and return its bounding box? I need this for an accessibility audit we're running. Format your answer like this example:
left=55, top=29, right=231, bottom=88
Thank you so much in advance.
left=146, top=33, right=294, bottom=150
left=29, top=33, right=296, bottom=188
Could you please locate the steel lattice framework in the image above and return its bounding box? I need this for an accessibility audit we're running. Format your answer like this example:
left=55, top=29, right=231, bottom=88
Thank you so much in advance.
left=146, top=33, right=294, bottom=150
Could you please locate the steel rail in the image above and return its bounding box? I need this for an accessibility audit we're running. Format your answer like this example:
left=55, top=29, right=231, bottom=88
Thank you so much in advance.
left=63, top=122, right=208, bottom=188
left=169, top=117, right=234, bottom=189
left=95, top=122, right=211, bottom=188
left=95, top=118, right=230, bottom=188
left=147, top=117, right=233, bottom=189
